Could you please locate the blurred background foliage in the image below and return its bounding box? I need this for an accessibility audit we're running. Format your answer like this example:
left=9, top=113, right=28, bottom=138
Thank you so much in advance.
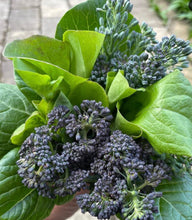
left=149, top=0, right=192, bottom=38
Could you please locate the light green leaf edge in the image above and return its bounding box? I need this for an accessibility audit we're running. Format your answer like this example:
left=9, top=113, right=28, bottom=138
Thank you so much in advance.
left=15, top=69, right=65, bottom=100
left=106, top=71, right=116, bottom=93
left=114, top=102, right=143, bottom=138
left=14, top=58, right=87, bottom=98
left=108, top=70, right=137, bottom=104
left=11, top=111, right=45, bottom=146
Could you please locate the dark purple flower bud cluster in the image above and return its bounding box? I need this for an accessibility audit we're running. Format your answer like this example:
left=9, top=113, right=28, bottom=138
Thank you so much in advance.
left=77, top=176, right=126, bottom=219
left=17, top=100, right=113, bottom=199
left=17, top=100, right=174, bottom=219
left=65, top=100, right=112, bottom=145
left=17, top=125, right=69, bottom=198
left=47, top=105, right=69, bottom=133
left=77, top=131, right=172, bottom=220
left=90, top=54, right=113, bottom=87
left=54, top=169, right=90, bottom=197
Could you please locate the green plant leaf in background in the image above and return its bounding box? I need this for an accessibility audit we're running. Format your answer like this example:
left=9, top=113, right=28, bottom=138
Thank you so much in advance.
left=55, top=0, right=106, bottom=40
left=32, top=99, right=54, bottom=118
left=13, top=58, right=44, bottom=103
left=3, top=35, right=71, bottom=71
left=63, top=30, right=105, bottom=78
left=0, top=148, right=54, bottom=220
left=32, top=92, right=73, bottom=118
left=14, top=58, right=66, bottom=81
left=119, top=70, right=192, bottom=156
left=0, top=84, right=35, bottom=158
left=155, top=172, right=192, bottom=220
left=4, top=30, right=104, bottom=102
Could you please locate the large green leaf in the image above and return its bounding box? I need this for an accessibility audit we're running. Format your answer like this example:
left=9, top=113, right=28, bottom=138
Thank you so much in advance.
left=63, top=30, right=105, bottom=78
left=155, top=173, right=192, bottom=220
left=55, top=0, right=106, bottom=40
left=119, top=70, right=192, bottom=156
left=14, top=58, right=64, bottom=80
left=0, top=148, right=54, bottom=220
left=0, top=84, right=34, bottom=158
left=68, top=80, right=109, bottom=107
left=13, top=58, right=87, bottom=100
left=3, top=35, right=71, bottom=71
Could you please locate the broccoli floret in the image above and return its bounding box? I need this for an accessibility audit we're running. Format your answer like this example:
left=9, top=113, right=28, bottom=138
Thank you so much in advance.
left=17, top=100, right=174, bottom=219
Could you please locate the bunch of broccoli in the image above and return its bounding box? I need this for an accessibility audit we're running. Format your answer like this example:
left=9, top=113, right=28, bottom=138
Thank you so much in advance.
left=17, top=100, right=175, bottom=220
left=16, top=1, right=192, bottom=219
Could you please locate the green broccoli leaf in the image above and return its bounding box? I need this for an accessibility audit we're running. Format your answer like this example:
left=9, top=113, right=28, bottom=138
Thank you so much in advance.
left=53, top=91, right=73, bottom=110
left=115, top=102, right=143, bottom=138
left=3, top=35, right=71, bottom=71
left=0, top=84, right=34, bottom=158
left=105, top=71, right=116, bottom=93
left=15, top=69, right=65, bottom=100
left=13, top=58, right=87, bottom=101
left=11, top=111, right=45, bottom=146
left=0, top=148, right=54, bottom=220
left=63, top=30, right=105, bottom=78
left=68, top=80, right=109, bottom=107
left=32, top=99, right=55, bottom=118
left=108, top=70, right=137, bottom=104
left=55, top=0, right=106, bottom=40
left=155, top=172, right=192, bottom=220
left=55, top=0, right=140, bottom=42
left=14, top=71, right=41, bottom=103
left=119, top=70, right=192, bottom=156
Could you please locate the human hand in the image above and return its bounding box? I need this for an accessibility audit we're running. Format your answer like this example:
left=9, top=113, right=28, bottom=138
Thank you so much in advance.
left=45, top=197, right=79, bottom=220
